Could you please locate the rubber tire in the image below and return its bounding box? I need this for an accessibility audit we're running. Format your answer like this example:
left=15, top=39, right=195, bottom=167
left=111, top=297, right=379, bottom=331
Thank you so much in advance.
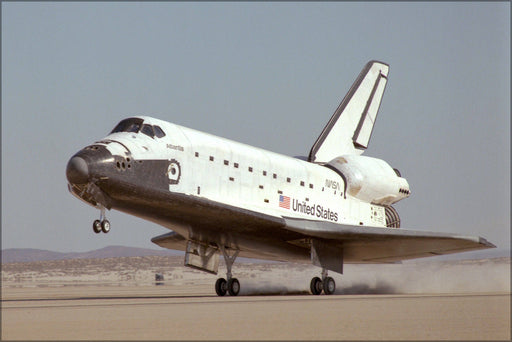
left=228, top=278, right=240, bottom=296
left=215, top=278, right=227, bottom=296
left=323, top=276, right=336, bottom=295
left=310, top=277, right=323, bottom=295
left=101, top=220, right=111, bottom=233
left=93, top=220, right=102, bottom=234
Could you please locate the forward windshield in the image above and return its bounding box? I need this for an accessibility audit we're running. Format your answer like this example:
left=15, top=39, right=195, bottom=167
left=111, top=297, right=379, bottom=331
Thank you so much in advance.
left=111, top=118, right=144, bottom=134
left=110, top=118, right=166, bottom=138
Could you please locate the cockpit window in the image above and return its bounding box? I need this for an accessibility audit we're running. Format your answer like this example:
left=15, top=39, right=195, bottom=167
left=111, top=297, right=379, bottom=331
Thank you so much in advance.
left=141, top=124, right=155, bottom=138
left=110, top=118, right=166, bottom=139
left=153, top=125, right=166, bottom=138
left=111, top=118, right=144, bottom=134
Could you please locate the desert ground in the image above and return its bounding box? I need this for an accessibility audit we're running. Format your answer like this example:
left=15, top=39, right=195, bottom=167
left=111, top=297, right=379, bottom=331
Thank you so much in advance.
left=2, top=256, right=510, bottom=340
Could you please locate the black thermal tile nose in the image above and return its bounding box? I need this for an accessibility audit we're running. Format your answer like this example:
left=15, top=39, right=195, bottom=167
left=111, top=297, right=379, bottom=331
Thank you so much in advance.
left=66, top=156, right=89, bottom=184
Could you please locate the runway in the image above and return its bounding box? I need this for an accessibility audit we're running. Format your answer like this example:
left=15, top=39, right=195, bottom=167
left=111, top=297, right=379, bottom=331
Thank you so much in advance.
left=2, top=285, right=510, bottom=340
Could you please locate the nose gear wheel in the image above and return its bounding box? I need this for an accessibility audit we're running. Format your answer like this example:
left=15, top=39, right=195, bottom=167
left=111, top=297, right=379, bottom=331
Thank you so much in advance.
left=92, top=206, right=111, bottom=234
left=93, top=220, right=102, bottom=234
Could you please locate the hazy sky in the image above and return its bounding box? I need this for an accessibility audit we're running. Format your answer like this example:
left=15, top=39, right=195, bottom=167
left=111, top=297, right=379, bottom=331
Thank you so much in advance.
left=2, top=2, right=510, bottom=253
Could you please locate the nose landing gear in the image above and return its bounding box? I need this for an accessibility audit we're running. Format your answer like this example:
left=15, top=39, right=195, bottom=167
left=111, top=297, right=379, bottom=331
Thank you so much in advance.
left=93, top=206, right=111, bottom=234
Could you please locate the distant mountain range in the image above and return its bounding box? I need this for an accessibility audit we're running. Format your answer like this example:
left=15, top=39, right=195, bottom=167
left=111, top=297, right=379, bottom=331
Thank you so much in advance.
left=1, top=245, right=183, bottom=263
left=1, top=245, right=509, bottom=264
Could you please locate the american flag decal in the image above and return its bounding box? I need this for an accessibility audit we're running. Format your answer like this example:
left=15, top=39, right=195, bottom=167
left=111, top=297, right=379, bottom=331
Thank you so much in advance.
left=279, top=195, right=290, bottom=209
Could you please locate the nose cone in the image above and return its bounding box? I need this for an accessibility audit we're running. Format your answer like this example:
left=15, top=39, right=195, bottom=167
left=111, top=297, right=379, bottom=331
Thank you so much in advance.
left=66, top=156, right=89, bottom=184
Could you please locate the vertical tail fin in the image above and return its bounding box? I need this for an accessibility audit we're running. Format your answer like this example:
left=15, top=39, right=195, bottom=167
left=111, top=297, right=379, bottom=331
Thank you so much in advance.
left=308, top=61, right=389, bottom=163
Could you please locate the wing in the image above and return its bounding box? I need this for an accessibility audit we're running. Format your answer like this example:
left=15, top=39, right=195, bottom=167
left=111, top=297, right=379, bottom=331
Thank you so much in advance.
left=283, top=217, right=495, bottom=263
left=149, top=194, right=494, bottom=266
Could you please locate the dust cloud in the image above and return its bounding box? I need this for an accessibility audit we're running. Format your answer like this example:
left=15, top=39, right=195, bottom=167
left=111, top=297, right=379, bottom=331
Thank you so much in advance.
left=235, top=257, right=510, bottom=296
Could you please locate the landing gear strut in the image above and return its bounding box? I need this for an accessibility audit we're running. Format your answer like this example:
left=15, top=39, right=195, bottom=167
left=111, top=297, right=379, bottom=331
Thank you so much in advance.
left=93, top=206, right=110, bottom=234
left=215, top=245, right=240, bottom=296
left=310, top=269, right=336, bottom=295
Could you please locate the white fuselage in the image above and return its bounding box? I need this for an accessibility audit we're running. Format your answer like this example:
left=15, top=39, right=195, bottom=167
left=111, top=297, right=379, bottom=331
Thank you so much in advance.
left=99, top=116, right=389, bottom=228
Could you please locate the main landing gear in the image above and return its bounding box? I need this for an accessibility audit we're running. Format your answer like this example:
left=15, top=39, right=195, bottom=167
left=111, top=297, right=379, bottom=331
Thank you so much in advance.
left=310, top=269, right=336, bottom=295
left=92, top=206, right=110, bottom=234
left=215, top=246, right=240, bottom=296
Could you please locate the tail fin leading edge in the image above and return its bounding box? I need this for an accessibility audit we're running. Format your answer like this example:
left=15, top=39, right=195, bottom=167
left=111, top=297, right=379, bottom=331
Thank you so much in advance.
left=308, top=61, right=389, bottom=163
